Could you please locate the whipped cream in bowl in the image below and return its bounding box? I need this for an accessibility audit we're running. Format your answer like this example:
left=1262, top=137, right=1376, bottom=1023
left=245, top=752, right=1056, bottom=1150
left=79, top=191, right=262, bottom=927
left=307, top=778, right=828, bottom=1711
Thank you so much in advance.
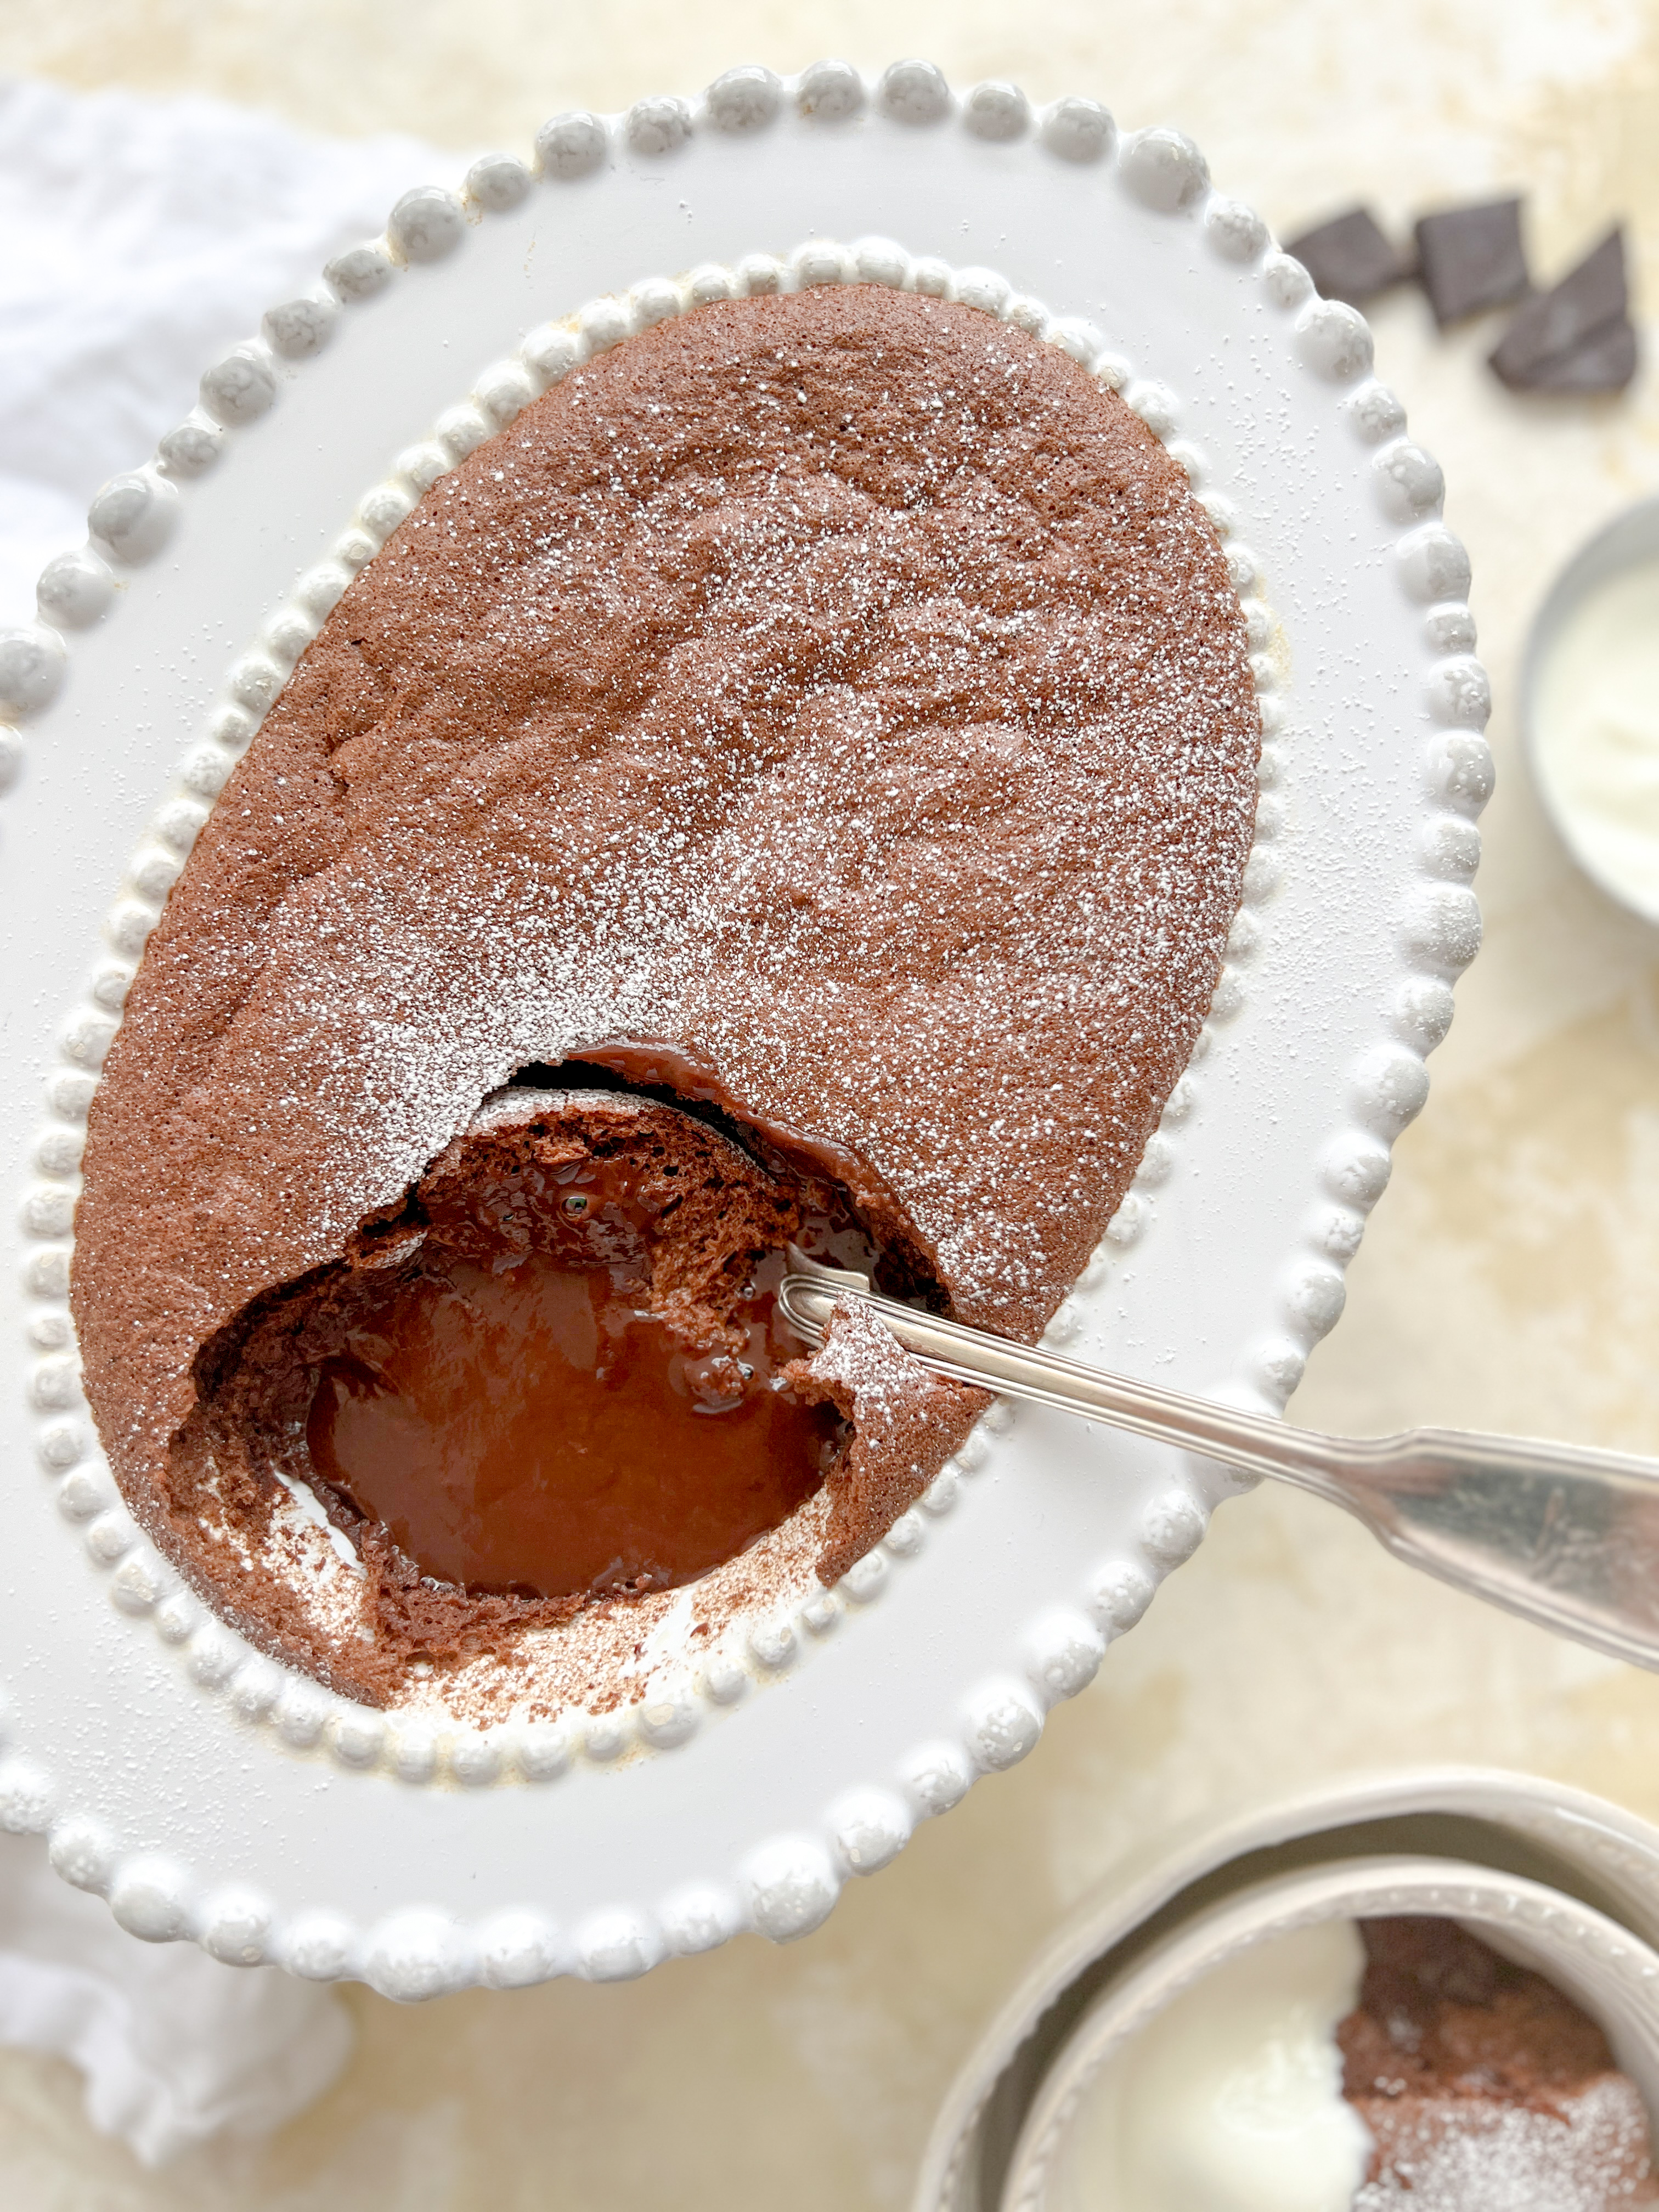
left=1526, top=494, right=1659, bottom=926
left=1048, top=1916, right=1369, bottom=2212
left=919, top=1771, right=1659, bottom=2212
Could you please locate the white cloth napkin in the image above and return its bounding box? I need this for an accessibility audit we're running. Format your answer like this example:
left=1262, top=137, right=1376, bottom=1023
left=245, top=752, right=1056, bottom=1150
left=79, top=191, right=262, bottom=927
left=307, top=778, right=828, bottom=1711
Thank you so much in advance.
left=0, top=1835, right=355, bottom=2165
left=0, top=72, right=449, bottom=2163
left=0, top=71, right=442, bottom=614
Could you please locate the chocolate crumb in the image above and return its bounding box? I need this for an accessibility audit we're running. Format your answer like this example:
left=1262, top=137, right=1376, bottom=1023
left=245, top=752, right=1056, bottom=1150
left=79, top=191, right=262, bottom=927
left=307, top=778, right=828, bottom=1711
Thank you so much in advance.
left=787, top=1302, right=990, bottom=1588
left=1342, top=1917, right=1659, bottom=2210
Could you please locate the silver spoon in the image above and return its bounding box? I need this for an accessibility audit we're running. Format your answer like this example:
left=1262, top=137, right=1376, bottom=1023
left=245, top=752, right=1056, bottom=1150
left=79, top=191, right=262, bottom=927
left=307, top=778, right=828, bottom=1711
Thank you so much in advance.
left=779, top=1249, right=1659, bottom=1673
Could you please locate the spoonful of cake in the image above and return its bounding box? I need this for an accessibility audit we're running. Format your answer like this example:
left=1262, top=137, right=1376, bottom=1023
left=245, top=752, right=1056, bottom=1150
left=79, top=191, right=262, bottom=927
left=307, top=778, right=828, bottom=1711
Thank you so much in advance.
left=780, top=1250, right=1659, bottom=1674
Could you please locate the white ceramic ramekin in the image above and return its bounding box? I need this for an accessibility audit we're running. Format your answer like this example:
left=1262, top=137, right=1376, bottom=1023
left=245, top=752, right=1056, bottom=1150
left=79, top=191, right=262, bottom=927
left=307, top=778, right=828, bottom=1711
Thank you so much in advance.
left=916, top=1766, right=1659, bottom=2212
left=1523, top=493, right=1659, bottom=924
left=1003, top=1854, right=1659, bottom=2211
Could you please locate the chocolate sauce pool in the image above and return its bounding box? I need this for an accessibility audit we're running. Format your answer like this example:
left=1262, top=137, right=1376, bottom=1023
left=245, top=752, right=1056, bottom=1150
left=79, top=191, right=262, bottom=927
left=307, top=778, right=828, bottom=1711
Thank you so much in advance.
left=304, top=1158, right=844, bottom=1600
left=188, top=1085, right=898, bottom=1610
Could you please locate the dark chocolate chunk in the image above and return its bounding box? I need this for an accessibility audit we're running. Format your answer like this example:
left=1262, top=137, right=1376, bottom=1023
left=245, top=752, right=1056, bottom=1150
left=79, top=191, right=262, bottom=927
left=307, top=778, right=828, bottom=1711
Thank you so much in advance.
left=1283, top=206, right=1410, bottom=304
left=1490, top=228, right=1636, bottom=392
left=1414, top=196, right=1529, bottom=324
left=1513, top=315, right=1638, bottom=393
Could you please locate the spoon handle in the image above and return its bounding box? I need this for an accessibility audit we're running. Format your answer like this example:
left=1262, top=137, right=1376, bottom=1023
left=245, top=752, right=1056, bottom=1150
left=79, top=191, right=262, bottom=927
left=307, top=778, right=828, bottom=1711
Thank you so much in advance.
left=780, top=1265, right=1659, bottom=1672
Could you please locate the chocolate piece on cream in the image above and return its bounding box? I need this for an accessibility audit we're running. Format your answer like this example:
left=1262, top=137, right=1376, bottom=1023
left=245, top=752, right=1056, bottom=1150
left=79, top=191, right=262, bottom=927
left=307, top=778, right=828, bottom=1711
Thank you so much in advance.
left=1341, top=1916, right=1659, bottom=2207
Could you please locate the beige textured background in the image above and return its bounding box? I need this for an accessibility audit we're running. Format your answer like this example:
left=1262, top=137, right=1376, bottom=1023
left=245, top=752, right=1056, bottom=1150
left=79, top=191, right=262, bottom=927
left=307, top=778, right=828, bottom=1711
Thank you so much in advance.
left=2, top=1, right=1658, bottom=2203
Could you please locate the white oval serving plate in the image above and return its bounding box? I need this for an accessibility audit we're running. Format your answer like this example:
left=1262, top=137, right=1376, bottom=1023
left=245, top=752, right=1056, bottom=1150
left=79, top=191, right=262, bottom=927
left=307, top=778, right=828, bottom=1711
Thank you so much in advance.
left=0, top=61, right=1488, bottom=1994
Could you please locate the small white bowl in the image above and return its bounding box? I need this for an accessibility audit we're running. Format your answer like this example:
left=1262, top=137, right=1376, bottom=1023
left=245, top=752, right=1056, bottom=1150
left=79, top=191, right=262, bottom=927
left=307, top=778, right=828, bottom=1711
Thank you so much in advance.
left=1001, top=1853, right=1659, bottom=2212
left=1523, top=493, right=1659, bottom=926
left=916, top=1765, right=1659, bottom=2212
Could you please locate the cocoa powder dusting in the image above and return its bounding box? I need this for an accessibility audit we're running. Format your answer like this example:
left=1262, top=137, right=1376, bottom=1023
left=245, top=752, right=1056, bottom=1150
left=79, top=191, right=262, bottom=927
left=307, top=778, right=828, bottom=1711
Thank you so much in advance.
left=71, top=285, right=1259, bottom=1712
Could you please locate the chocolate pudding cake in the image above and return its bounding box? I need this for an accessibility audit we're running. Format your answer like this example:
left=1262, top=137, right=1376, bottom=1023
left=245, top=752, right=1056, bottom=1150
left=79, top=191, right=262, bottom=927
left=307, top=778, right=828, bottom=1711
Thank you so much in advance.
left=71, top=281, right=1261, bottom=1708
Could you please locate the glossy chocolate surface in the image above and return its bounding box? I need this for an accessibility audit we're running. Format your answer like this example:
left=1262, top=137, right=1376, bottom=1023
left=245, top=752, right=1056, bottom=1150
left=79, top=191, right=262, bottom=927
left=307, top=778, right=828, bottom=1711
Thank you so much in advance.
left=179, top=1089, right=881, bottom=1643
left=304, top=1124, right=846, bottom=1599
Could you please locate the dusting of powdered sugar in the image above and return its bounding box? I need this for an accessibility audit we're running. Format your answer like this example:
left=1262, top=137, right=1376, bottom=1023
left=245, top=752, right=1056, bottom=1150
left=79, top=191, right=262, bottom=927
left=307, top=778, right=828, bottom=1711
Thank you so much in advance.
left=393, top=1488, right=837, bottom=1729
left=809, top=1297, right=936, bottom=1413
left=134, top=290, right=1255, bottom=1329
left=258, top=1514, right=379, bottom=1650
left=1355, top=2075, right=1659, bottom=2210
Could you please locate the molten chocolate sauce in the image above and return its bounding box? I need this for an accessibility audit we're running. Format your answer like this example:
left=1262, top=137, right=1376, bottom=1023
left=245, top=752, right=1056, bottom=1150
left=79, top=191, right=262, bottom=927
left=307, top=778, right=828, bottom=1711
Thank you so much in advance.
left=300, top=1092, right=863, bottom=1601
left=306, top=1250, right=838, bottom=1599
